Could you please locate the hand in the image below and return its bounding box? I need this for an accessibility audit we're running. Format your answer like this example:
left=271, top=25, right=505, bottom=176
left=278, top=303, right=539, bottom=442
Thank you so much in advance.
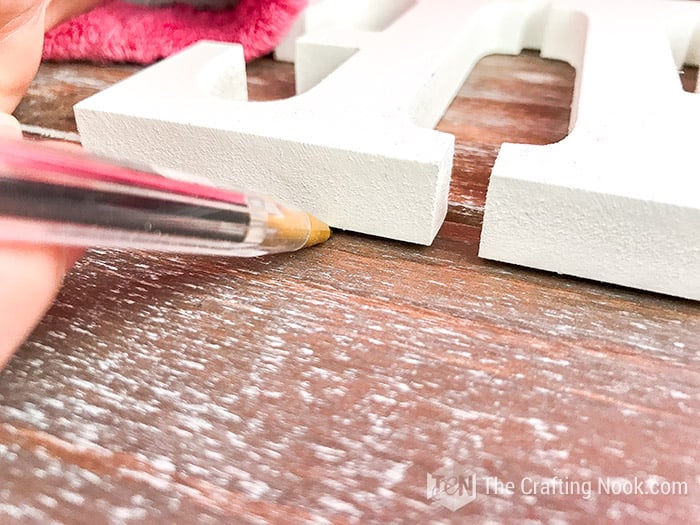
left=0, top=0, right=101, bottom=368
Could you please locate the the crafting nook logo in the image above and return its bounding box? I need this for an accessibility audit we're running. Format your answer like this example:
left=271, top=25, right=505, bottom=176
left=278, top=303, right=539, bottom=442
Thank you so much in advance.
left=426, top=463, right=477, bottom=511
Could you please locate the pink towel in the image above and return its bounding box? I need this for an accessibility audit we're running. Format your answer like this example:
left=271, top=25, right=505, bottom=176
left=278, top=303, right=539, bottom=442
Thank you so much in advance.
left=43, top=0, right=307, bottom=64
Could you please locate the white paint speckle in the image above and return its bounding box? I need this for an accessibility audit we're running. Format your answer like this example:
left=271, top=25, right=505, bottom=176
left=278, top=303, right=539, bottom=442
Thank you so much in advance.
left=383, top=462, right=409, bottom=486
left=35, top=494, right=58, bottom=509
left=525, top=418, right=557, bottom=442
left=57, top=489, right=85, bottom=506
left=239, top=478, right=272, bottom=499
left=318, top=495, right=362, bottom=518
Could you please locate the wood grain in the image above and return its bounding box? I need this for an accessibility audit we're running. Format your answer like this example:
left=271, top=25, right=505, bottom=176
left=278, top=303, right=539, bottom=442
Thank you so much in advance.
left=3, top=52, right=699, bottom=524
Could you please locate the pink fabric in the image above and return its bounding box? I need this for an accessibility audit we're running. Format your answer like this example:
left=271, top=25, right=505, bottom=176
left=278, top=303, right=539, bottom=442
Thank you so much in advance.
left=43, top=0, right=307, bottom=64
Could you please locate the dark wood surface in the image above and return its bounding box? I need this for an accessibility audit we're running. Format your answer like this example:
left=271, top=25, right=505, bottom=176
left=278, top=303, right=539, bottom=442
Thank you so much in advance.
left=2, top=52, right=699, bottom=524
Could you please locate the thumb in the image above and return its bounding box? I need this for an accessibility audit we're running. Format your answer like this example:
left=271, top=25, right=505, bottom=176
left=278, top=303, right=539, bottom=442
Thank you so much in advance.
left=0, top=113, right=23, bottom=139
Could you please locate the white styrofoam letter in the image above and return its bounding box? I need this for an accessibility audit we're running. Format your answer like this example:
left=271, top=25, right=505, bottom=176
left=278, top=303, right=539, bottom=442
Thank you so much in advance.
left=479, top=0, right=700, bottom=301
left=75, top=0, right=700, bottom=300
left=75, top=0, right=563, bottom=245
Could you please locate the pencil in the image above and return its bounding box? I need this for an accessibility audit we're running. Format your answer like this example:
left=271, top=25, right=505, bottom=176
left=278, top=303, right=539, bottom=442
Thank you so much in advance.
left=0, top=138, right=330, bottom=257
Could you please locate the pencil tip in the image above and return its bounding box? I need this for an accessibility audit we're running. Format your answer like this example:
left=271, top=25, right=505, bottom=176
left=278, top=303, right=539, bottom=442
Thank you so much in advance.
left=304, top=214, right=331, bottom=248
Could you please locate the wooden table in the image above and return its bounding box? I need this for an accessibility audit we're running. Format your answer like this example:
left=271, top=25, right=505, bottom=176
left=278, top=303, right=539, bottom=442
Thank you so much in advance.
left=2, top=52, right=698, bottom=524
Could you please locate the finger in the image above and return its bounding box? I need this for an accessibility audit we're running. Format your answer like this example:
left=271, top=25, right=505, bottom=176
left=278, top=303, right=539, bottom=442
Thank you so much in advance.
left=0, top=109, right=85, bottom=368
left=0, top=113, right=23, bottom=139
left=0, top=243, right=84, bottom=369
left=0, top=126, right=86, bottom=367
left=0, top=128, right=86, bottom=368
left=0, top=0, right=46, bottom=114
